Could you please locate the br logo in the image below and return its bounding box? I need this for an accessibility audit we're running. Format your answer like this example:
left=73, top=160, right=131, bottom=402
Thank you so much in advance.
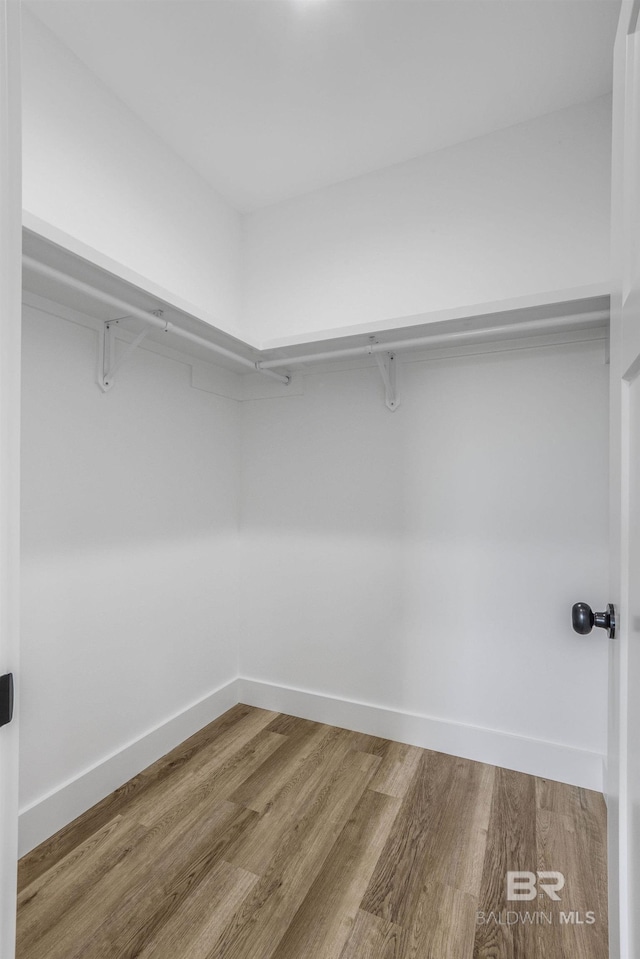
left=506, top=871, right=565, bottom=901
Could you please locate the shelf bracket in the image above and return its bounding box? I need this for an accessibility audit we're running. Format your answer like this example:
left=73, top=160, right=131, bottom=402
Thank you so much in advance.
left=98, top=312, right=165, bottom=392
left=373, top=351, right=400, bottom=411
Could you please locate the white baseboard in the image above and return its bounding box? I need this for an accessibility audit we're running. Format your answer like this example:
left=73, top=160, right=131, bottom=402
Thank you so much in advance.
left=238, top=678, right=604, bottom=793
left=19, top=675, right=604, bottom=858
left=18, top=679, right=240, bottom=858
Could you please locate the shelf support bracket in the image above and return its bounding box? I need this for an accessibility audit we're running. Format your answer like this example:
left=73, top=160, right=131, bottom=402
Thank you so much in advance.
left=374, top=351, right=400, bottom=411
left=98, top=312, right=165, bottom=392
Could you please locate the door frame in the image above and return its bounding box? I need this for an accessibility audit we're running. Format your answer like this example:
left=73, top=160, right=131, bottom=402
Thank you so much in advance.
left=0, top=1, right=22, bottom=957
left=608, top=2, right=640, bottom=957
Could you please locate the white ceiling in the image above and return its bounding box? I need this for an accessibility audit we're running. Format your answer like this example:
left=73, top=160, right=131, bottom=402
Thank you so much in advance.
left=27, top=0, right=619, bottom=213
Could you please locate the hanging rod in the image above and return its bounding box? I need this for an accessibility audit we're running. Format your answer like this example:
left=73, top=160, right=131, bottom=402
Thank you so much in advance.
left=256, top=311, right=609, bottom=371
left=22, top=256, right=290, bottom=385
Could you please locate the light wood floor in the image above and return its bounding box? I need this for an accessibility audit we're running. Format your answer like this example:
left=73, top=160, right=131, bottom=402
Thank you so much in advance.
left=17, top=704, right=608, bottom=959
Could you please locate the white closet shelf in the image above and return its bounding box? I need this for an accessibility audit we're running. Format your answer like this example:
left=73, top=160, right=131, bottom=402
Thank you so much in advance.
left=22, top=221, right=609, bottom=401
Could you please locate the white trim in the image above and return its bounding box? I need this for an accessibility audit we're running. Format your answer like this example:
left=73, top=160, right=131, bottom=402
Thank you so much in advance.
left=19, top=675, right=605, bottom=860
left=0, top=2, right=22, bottom=955
left=18, top=679, right=240, bottom=857
left=238, top=678, right=604, bottom=792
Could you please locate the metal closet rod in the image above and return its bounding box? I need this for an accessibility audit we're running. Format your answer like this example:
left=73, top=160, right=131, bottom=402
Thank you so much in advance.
left=22, top=256, right=291, bottom=385
left=257, top=311, right=610, bottom=370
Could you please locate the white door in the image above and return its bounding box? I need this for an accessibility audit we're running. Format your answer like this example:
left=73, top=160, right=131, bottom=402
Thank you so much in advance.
left=609, top=2, right=640, bottom=957
left=0, top=2, right=21, bottom=958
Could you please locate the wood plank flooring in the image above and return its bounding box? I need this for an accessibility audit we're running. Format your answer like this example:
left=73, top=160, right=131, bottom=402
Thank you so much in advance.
left=17, top=704, right=609, bottom=959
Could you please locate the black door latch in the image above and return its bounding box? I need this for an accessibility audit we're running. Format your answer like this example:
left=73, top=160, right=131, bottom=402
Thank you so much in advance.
left=572, top=603, right=616, bottom=640
left=0, top=673, right=14, bottom=727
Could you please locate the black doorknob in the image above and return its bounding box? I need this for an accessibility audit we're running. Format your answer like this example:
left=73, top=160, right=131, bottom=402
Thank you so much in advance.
left=572, top=602, right=616, bottom=639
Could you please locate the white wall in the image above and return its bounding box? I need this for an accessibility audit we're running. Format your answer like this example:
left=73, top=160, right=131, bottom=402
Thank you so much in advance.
left=19, top=305, right=609, bottom=851
left=239, top=339, right=610, bottom=770
left=242, top=98, right=612, bottom=345
left=21, top=10, right=243, bottom=336
left=19, top=301, right=241, bottom=821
